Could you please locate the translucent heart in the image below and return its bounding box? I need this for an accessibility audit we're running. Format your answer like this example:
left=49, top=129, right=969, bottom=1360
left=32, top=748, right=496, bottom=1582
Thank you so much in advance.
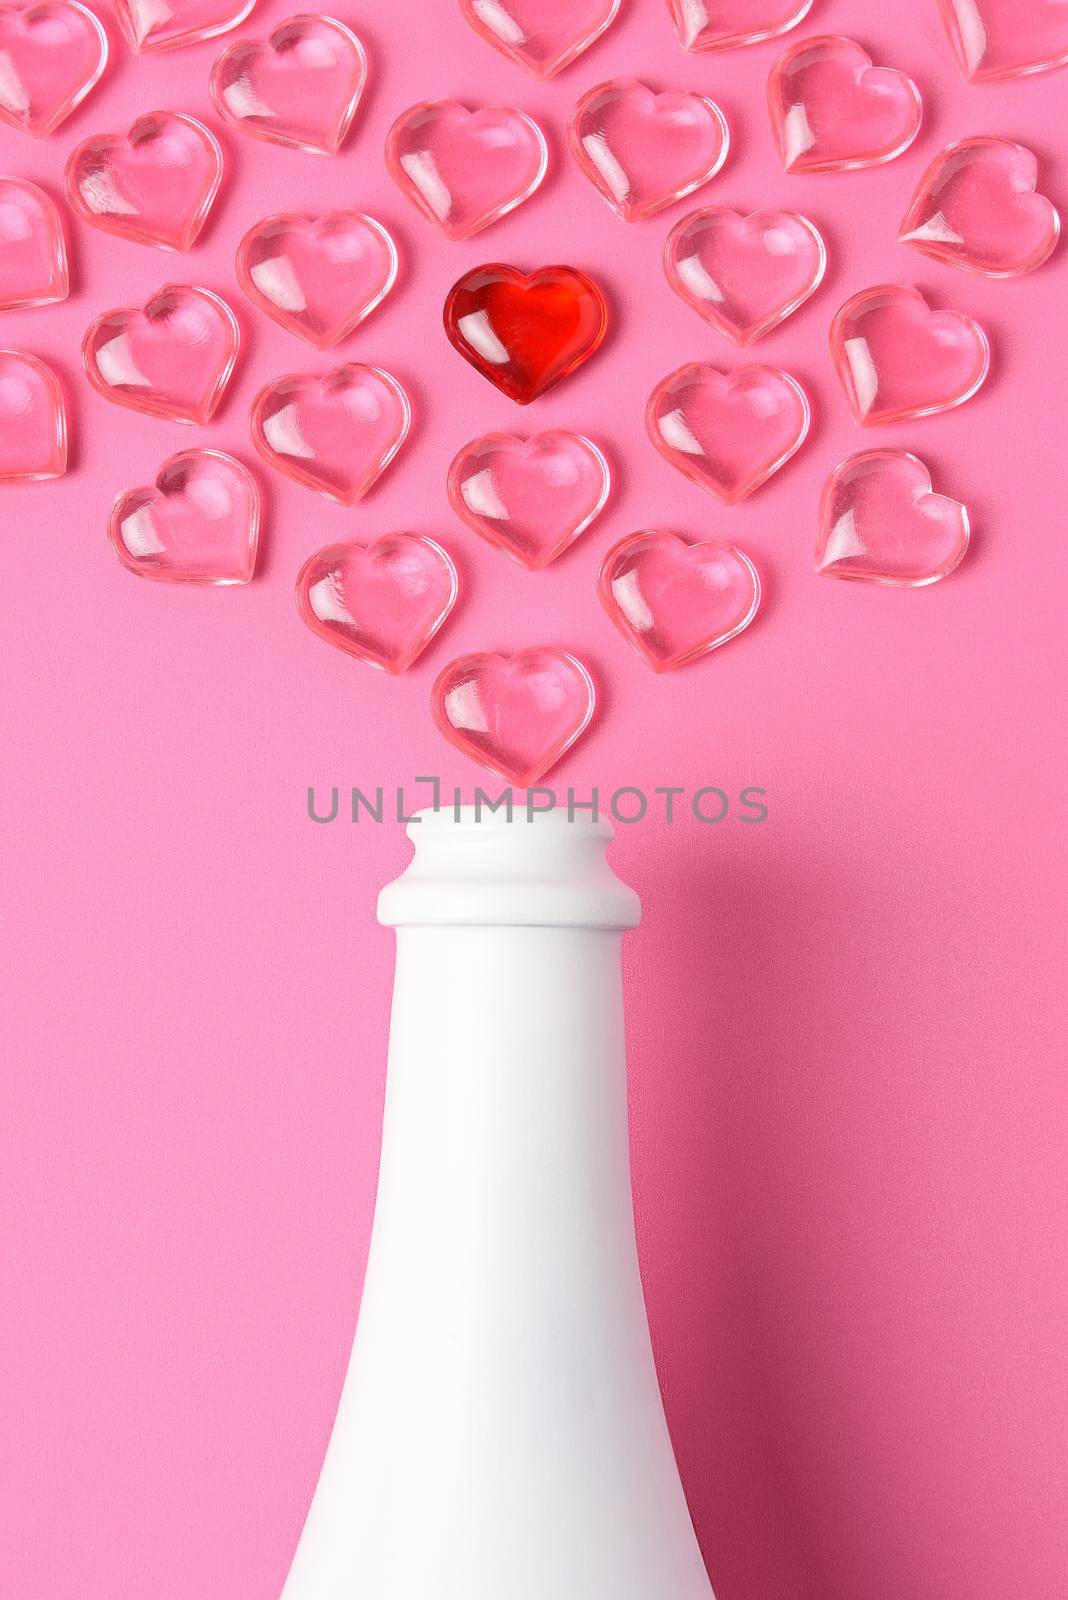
left=568, top=79, right=729, bottom=222
left=250, top=363, right=410, bottom=504
left=667, top=0, right=812, bottom=52
left=0, top=0, right=107, bottom=137
left=386, top=101, right=548, bottom=242
left=0, top=349, right=66, bottom=482
left=66, top=112, right=223, bottom=251
left=82, top=285, right=240, bottom=424
left=599, top=529, right=760, bottom=673
left=444, top=264, right=609, bottom=404
left=816, top=450, right=970, bottom=587
left=647, top=362, right=810, bottom=504
left=664, top=206, right=825, bottom=345
left=108, top=448, right=260, bottom=584
left=295, top=534, right=459, bottom=674
left=0, top=179, right=68, bottom=309
left=937, top=0, right=1068, bottom=81
left=900, top=138, right=1060, bottom=279
left=112, top=0, right=255, bottom=53
left=431, top=648, right=596, bottom=787
left=210, top=14, right=367, bottom=155
left=459, top=0, right=620, bottom=78
left=448, top=430, right=610, bottom=570
left=768, top=35, right=922, bottom=174
left=236, top=211, right=397, bottom=350
left=830, top=284, right=990, bottom=427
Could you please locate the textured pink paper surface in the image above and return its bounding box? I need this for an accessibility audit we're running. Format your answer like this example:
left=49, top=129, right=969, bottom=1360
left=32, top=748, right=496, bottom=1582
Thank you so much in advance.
left=2, top=3, right=1066, bottom=1598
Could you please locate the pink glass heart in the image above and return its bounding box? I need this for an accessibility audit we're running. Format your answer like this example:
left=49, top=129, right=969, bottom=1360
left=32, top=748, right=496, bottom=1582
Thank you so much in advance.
left=0, top=0, right=107, bottom=137
left=0, top=178, right=68, bottom=309
left=82, top=285, right=239, bottom=425
left=768, top=35, right=922, bottom=174
left=460, top=0, right=619, bottom=78
left=236, top=212, right=396, bottom=350
left=664, top=206, right=825, bottom=345
left=816, top=450, right=970, bottom=587
left=210, top=14, right=367, bottom=156
left=569, top=79, right=729, bottom=222
left=937, top=0, right=1068, bottom=81
left=386, top=101, right=548, bottom=242
left=599, top=529, right=760, bottom=673
left=250, top=363, right=410, bottom=505
left=0, top=348, right=66, bottom=482
left=112, top=0, right=255, bottom=53
left=647, top=362, right=810, bottom=504
left=66, top=112, right=223, bottom=251
left=668, top=0, right=812, bottom=52
left=109, top=448, right=259, bottom=584
left=295, top=533, right=459, bottom=674
left=830, top=284, right=990, bottom=427
left=448, top=430, right=610, bottom=570
left=432, top=648, right=596, bottom=787
left=900, top=138, right=1060, bottom=279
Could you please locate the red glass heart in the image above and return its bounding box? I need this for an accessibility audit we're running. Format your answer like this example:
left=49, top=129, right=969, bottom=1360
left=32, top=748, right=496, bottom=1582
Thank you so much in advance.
left=443, top=264, right=608, bottom=404
left=295, top=533, right=459, bottom=674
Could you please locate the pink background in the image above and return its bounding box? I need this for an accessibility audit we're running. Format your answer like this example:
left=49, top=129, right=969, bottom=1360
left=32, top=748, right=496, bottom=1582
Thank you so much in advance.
left=3, top=1, right=1067, bottom=1596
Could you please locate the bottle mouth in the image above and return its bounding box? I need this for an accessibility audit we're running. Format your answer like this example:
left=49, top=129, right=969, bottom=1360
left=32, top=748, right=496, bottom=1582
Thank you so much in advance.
left=408, top=804, right=614, bottom=838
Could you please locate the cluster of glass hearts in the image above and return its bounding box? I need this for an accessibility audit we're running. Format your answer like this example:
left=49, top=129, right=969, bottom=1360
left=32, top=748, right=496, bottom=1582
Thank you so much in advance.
left=1, top=0, right=1064, bottom=787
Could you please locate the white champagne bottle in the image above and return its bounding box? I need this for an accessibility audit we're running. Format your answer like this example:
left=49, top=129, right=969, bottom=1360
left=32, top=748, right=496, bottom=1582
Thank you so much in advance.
left=280, top=807, right=715, bottom=1599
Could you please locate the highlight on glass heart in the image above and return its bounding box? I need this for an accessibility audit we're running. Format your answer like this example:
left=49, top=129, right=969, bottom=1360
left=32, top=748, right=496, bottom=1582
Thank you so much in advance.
left=829, top=284, right=991, bottom=427
left=568, top=79, right=730, bottom=222
left=815, top=450, right=971, bottom=587
left=599, top=530, right=761, bottom=674
left=107, top=448, right=261, bottom=585
left=112, top=0, right=256, bottom=53
left=443, top=263, right=609, bottom=403
left=386, top=101, right=549, bottom=242
left=210, top=13, right=368, bottom=155
left=647, top=362, right=811, bottom=504
left=236, top=211, right=398, bottom=349
left=664, top=206, right=826, bottom=345
left=936, top=0, right=1068, bottom=82
left=447, top=430, right=611, bottom=571
left=0, top=0, right=108, bottom=138
left=82, top=285, right=240, bottom=425
left=431, top=647, right=597, bottom=787
left=668, top=0, right=813, bottom=53
left=295, top=534, right=459, bottom=674
left=900, top=138, right=1061, bottom=279
left=767, top=35, right=923, bottom=174
left=459, top=0, right=621, bottom=79
left=0, top=349, right=67, bottom=483
left=0, top=178, right=69, bottom=310
left=65, top=111, right=224, bottom=251
left=249, top=363, right=411, bottom=504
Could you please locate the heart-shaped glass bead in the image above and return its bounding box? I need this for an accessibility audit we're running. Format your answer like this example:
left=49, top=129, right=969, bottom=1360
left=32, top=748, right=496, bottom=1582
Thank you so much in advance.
left=108, top=449, right=260, bottom=584
left=664, top=206, right=826, bottom=345
left=448, top=430, right=610, bottom=570
left=386, top=100, right=548, bottom=242
left=599, top=529, right=760, bottom=672
left=210, top=14, right=367, bottom=155
left=768, top=35, right=922, bottom=174
left=900, top=138, right=1060, bottom=279
left=112, top=0, right=256, bottom=52
left=816, top=450, right=970, bottom=586
left=250, top=363, right=410, bottom=504
left=459, top=0, right=620, bottom=79
left=0, top=0, right=107, bottom=138
left=66, top=112, right=223, bottom=251
left=444, top=263, right=608, bottom=404
left=236, top=211, right=397, bottom=349
left=0, top=178, right=69, bottom=309
left=82, top=285, right=240, bottom=425
left=647, top=362, right=810, bottom=503
left=936, top=0, right=1068, bottom=82
left=569, top=79, right=729, bottom=222
left=667, top=0, right=813, bottom=52
left=0, top=348, right=66, bottom=482
left=830, top=284, right=990, bottom=426
left=296, top=533, right=459, bottom=673
left=432, top=648, right=596, bottom=787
